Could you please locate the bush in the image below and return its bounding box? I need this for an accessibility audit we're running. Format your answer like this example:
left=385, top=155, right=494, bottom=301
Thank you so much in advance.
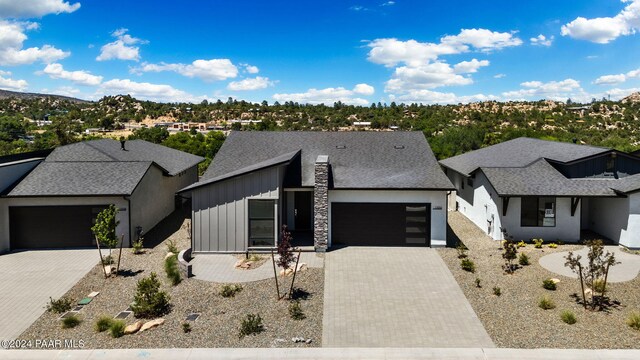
left=220, top=284, right=243, bottom=298
left=533, top=238, right=544, bottom=248
left=166, top=239, right=178, bottom=255
left=517, top=241, right=526, bottom=248
left=62, top=315, right=81, bottom=329
left=182, top=322, right=192, bottom=333
left=502, top=240, right=518, bottom=273
left=475, top=277, right=481, bottom=288
left=518, top=253, right=530, bottom=266
left=288, top=301, right=306, bottom=320
left=164, top=254, right=182, bottom=286
left=95, top=316, right=114, bottom=332
left=543, top=279, right=557, bottom=291
left=548, top=243, right=558, bottom=249
left=46, top=296, right=72, bottom=314
left=539, top=296, right=556, bottom=310
left=593, top=278, right=607, bottom=294
left=627, top=312, right=640, bottom=331
left=460, top=258, right=476, bottom=273
left=109, top=320, right=126, bottom=338
left=493, top=287, right=501, bottom=296
left=131, top=272, right=171, bottom=318
left=101, top=255, right=114, bottom=265
left=456, top=241, right=468, bottom=258
left=132, top=238, right=144, bottom=254
left=239, top=314, right=264, bottom=338
left=561, top=310, right=577, bottom=325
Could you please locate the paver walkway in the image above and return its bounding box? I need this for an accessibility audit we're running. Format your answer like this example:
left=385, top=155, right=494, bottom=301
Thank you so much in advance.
left=191, top=252, right=324, bottom=283
left=322, top=247, right=494, bottom=348
left=539, top=246, right=640, bottom=282
left=0, top=249, right=97, bottom=340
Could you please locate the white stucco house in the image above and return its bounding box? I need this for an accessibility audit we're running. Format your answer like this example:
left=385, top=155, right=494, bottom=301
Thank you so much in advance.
left=0, top=139, right=203, bottom=252
left=440, top=137, right=640, bottom=249
left=180, top=131, right=454, bottom=253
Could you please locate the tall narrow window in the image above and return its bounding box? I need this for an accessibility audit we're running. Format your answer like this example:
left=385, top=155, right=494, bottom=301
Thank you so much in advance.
left=248, top=200, right=276, bottom=247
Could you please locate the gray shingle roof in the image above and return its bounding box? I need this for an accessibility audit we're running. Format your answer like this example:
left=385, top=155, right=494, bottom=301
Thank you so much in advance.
left=440, top=137, right=609, bottom=176
left=201, top=131, right=453, bottom=190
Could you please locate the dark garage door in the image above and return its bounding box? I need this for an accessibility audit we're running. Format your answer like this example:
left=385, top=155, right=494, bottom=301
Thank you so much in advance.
left=10, top=206, right=106, bottom=250
left=331, top=203, right=430, bottom=246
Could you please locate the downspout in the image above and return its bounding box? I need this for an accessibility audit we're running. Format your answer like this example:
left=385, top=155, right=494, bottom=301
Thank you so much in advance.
left=124, top=195, right=132, bottom=247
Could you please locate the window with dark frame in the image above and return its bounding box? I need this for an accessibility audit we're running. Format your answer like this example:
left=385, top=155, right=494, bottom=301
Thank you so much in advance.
left=521, top=197, right=555, bottom=227
left=248, top=199, right=276, bottom=247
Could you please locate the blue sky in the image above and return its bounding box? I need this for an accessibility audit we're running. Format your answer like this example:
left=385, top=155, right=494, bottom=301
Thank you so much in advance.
left=0, top=0, right=639, bottom=104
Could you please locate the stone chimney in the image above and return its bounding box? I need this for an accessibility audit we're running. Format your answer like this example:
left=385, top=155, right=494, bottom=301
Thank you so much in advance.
left=314, top=155, right=329, bottom=252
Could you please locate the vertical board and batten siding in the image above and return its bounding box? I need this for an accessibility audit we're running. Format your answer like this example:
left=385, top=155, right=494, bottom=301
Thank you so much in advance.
left=559, top=154, right=640, bottom=179
left=192, top=165, right=284, bottom=253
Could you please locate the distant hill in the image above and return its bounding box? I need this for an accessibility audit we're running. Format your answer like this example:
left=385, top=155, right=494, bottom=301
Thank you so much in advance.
left=0, top=89, right=90, bottom=103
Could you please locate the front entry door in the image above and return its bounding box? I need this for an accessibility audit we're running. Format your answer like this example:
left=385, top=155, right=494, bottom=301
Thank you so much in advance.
left=294, top=191, right=312, bottom=230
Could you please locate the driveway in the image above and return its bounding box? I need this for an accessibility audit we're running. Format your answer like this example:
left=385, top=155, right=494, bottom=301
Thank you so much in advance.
left=0, top=249, right=97, bottom=340
left=322, top=247, right=494, bottom=347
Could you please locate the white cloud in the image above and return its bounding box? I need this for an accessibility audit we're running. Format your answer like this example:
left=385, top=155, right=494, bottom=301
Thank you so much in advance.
left=0, top=20, right=69, bottom=65
left=502, top=78, right=585, bottom=101
left=380, top=1, right=395, bottom=6
left=441, top=28, right=523, bottom=52
left=273, top=84, right=374, bottom=105
left=245, top=65, right=259, bottom=74
left=593, top=67, right=640, bottom=85
left=0, top=73, right=28, bottom=91
left=134, top=59, right=238, bottom=82
left=530, top=34, right=554, bottom=46
left=561, top=0, right=640, bottom=43
left=389, top=90, right=498, bottom=105
left=98, top=78, right=208, bottom=103
left=386, top=62, right=473, bottom=92
left=0, top=0, right=80, bottom=18
left=353, top=83, right=375, bottom=95
left=227, top=76, right=274, bottom=91
left=453, top=59, right=489, bottom=74
left=41, top=63, right=102, bottom=86
left=96, top=28, right=147, bottom=62
left=367, top=38, right=463, bottom=68
left=350, top=5, right=368, bottom=11
left=494, top=73, right=506, bottom=79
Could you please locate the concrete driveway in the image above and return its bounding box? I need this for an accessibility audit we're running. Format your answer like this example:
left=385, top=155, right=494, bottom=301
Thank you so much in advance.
left=0, top=249, right=97, bottom=340
left=322, top=247, right=494, bottom=348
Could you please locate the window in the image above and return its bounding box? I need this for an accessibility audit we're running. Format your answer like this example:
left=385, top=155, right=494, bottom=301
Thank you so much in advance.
left=521, top=197, right=555, bottom=227
left=405, top=205, right=428, bottom=244
left=248, top=200, right=276, bottom=247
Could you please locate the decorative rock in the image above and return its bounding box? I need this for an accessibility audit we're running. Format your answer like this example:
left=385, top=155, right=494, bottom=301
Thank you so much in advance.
left=104, top=266, right=114, bottom=276
left=165, top=252, right=175, bottom=260
left=305, top=338, right=312, bottom=344
left=87, top=291, right=100, bottom=298
left=296, top=263, right=308, bottom=272
left=550, top=278, right=560, bottom=284
left=584, top=288, right=593, bottom=297
left=139, top=318, right=165, bottom=332
left=124, top=321, right=143, bottom=335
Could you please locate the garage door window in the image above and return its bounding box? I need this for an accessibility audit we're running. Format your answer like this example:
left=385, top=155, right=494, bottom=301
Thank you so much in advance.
left=248, top=200, right=276, bottom=247
left=406, top=205, right=428, bottom=244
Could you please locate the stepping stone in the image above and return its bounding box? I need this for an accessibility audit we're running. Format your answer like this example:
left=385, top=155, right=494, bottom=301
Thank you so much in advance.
left=59, top=311, right=78, bottom=319
left=114, top=311, right=132, bottom=319
left=72, top=305, right=84, bottom=312
left=87, top=291, right=100, bottom=298
left=185, top=313, right=200, bottom=321
left=77, top=297, right=92, bottom=305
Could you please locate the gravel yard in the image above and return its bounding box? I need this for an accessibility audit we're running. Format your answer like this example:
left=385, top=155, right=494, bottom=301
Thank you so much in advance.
left=17, top=210, right=323, bottom=348
left=439, top=211, right=640, bottom=349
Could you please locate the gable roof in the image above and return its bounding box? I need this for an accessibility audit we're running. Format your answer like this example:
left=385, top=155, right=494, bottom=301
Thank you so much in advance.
left=198, top=131, right=453, bottom=190
left=439, top=137, right=609, bottom=176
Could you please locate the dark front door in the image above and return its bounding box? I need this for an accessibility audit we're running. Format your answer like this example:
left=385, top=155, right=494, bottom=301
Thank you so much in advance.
left=294, top=191, right=313, bottom=230
left=331, top=202, right=431, bottom=246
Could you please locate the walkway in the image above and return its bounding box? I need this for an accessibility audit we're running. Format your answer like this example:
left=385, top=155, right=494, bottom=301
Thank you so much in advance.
left=0, top=249, right=97, bottom=340
left=539, top=246, right=640, bottom=282
left=322, top=247, right=494, bottom=348
left=191, top=252, right=324, bottom=283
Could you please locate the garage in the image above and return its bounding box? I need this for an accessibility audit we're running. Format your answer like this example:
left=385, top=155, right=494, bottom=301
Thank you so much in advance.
left=9, top=205, right=106, bottom=250
left=331, top=202, right=431, bottom=246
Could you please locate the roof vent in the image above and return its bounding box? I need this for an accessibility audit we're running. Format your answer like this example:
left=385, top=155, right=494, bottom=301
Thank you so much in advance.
left=394, top=145, right=405, bottom=149
left=336, top=145, right=346, bottom=149
left=120, top=140, right=126, bottom=151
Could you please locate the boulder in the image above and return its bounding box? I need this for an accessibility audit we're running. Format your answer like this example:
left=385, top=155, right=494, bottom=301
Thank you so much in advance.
left=296, top=263, right=308, bottom=272
left=165, top=252, right=175, bottom=260
left=550, top=278, right=560, bottom=284
left=124, top=321, right=143, bottom=335
left=584, top=288, right=593, bottom=297
left=139, top=318, right=165, bottom=332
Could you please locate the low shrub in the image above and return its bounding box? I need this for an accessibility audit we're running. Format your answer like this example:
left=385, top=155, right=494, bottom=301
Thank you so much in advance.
left=533, top=238, right=544, bottom=248
left=456, top=241, right=468, bottom=259
left=62, top=315, right=81, bottom=329
left=539, top=296, right=556, bottom=310
left=109, top=320, right=126, bottom=338
left=493, top=287, right=501, bottom=296
left=131, top=272, right=171, bottom=319
left=288, top=300, right=306, bottom=320
left=543, top=279, right=557, bottom=291
left=220, top=284, right=243, bottom=298
left=627, top=312, right=640, bottom=331
left=548, top=243, right=558, bottom=249
left=46, top=296, right=72, bottom=314
left=475, top=277, right=481, bottom=288
left=164, top=254, right=182, bottom=286
left=182, top=322, right=192, bottom=333
left=132, top=238, right=144, bottom=254
left=517, top=241, right=526, bottom=248
left=561, top=310, right=577, bottom=325
left=593, top=278, right=607, bottom=294
left=95, top=316, right=113, bottom=332
left=166, top=239, right=178, bottom=255
left=460, top=258, right=476, bottom=273
left=239, top=314, right=264, bottom=338
left=518, top=253, right=530, bottom=266
left=101, top=255, right=113, bottom=265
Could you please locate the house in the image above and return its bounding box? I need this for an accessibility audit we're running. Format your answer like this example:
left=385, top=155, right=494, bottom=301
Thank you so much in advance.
left=180, top=131, right=454, bottom=253
left=0, top=139, right=203, bottom=252
left=439, top=137, right=640, bottom=249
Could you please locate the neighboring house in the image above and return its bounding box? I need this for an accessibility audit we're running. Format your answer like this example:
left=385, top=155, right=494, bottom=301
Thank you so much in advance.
left=440, top=137, right=640, bottom=249
left=0, top=139, right=203, bottom=252
left=180, top=131, right=454, bottom=253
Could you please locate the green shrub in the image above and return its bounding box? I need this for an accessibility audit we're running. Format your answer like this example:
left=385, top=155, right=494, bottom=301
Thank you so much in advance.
left=518, top=253, right=530, bottom=266
left=627, top=312, right=640, bottom=331
left=533, top=238, right=544, bottom=248
left=456, top=241, right=468, bottom=258
left=593, top=278, right=607, bottom=293
left=460, top=258, right=476, bottom=273
left=502, top=240, right=518, bottom=274
left=95, top=316, right=114, bottom=332
left=493, top=287, right=501, bottom=296
left=288, top=301, right=306, bottom=320
left=220, top=284, right=243, bottom=298
left=132, top=238, right=144, bottom=254
left=164, top=254, right=182, bottom=286
left=166, top=239, right=178, bottom=255
left=517, top=241, right=526, bottom=248
left=182, top=322, right=192, bottom=333
left=475, top=277, right=481, bottom=288
left=539, top=296, right=556, bottom=310
left=548, top=243, right=558, bottom=249
left=543, top=279, right=557, bottom=291
left=239, top=314, right=264, bottom=338
left=109, top=320, right=126, bottom=338
left=561, top=310, right=577, bottom=325
left=46, top=296, right=73, bottom=314
left=131, top=272, right=171, bottom=319
left=62, top=315, right=81, bottom=329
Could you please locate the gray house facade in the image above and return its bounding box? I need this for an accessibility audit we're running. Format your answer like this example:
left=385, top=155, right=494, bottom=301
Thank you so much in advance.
left=181, top=131, right=454, bottom=253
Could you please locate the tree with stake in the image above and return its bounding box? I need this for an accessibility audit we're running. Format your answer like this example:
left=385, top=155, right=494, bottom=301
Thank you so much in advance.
left=272, top=225, right=299, bottom=300
left=502, top=240, right=518, bottom=274
left=92, top=205, right=120, bottom=269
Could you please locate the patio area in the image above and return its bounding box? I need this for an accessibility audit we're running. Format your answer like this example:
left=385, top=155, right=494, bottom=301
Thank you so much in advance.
left=539, top=246, right=640, bottom=282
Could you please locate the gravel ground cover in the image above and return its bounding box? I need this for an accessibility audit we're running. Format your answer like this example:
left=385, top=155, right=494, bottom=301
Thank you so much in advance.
left=438, top=211, right=640, bottom=349
left=18, top=211, right=323, bottom=348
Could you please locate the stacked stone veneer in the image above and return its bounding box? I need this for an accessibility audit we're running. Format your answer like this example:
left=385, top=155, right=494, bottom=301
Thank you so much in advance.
left=314, top=155, right=329, bottom=252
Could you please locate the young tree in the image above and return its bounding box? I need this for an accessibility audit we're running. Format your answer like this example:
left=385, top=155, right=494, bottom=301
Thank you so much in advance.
left=91, top=204, right=120, bottom=261
left=502, top=240, right=518, bottom=274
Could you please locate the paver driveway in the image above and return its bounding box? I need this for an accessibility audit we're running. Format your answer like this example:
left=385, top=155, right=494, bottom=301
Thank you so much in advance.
left=322, top=247, right=494, bottom=347
left=0, top=249, right=97, bottom=340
